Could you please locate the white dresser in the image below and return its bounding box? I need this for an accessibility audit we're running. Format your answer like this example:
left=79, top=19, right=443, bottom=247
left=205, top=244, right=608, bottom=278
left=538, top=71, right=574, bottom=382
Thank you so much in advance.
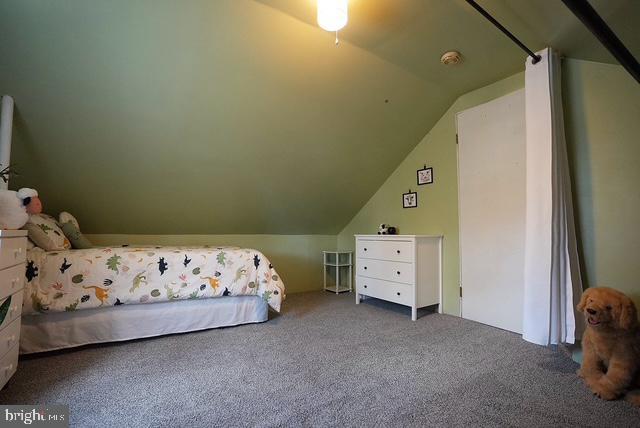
left=355, top=235, right=442, bottom=320
left=0, top=230, right=27, bottom=389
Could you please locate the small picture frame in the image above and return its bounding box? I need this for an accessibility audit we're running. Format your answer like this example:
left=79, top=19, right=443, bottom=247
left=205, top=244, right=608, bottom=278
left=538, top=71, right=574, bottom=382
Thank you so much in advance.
left=417, top=166, right=433, bottom=185
left=402, top=191, right=418, bottom=209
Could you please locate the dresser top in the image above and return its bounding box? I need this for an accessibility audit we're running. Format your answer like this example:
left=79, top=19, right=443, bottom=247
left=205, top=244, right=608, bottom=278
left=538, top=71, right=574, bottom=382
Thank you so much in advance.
left=0, top=230, right=27, bottom=238
left=354, top=234, right=442, bottom=238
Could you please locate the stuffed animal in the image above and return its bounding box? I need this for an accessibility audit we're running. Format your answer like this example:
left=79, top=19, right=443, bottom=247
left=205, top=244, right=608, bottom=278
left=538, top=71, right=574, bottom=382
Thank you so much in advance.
left=577, top=287, right=640, bottom=405
left=22, top=189, right=42, bottom=216
left=377, top=224, right=397, bottom=235
left=59, top=211, right=93, bottom=249
left=0, top=188, right=40, bottom=229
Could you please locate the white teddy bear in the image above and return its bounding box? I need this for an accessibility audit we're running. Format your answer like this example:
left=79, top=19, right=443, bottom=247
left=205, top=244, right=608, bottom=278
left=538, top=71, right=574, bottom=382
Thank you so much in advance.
left=0, top=188, right=38, bottom=229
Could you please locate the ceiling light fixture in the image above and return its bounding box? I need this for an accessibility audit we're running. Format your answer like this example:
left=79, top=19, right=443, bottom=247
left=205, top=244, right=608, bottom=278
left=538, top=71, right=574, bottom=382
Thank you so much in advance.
left=317, top=0, right=348, bottom=45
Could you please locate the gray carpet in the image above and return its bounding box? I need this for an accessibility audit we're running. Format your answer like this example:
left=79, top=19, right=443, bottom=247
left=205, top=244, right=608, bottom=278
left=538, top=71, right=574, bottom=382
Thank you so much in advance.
left=1, top=291, right=639, bottom=427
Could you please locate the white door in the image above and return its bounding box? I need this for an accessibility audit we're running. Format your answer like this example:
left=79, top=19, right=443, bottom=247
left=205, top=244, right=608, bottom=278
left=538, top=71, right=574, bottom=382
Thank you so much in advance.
left=457, top=89, right=526, bottom=333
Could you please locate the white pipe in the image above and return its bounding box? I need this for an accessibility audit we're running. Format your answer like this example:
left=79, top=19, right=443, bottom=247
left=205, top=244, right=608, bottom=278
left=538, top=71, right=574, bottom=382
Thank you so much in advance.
left=0, top=95, right=15, bottom=190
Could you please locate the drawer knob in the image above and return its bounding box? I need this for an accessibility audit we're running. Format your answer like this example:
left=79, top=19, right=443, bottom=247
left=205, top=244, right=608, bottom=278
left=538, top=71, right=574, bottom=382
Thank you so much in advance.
left=396, top=271, right=400, bottom=275
left=11, top=278, right=18, bottom=288
left=363, top=285, right=367, bottom=288
left=13, top=248, right=22, bottom=258
left=397, top=292, right=401, bottom=296
left=7, top=335, right=14, bottom=346
left=396, top=250, right=400, bottom=254
left=364, top=266, right=367, bottom=270
left=364, top=248, right=367, bottom=251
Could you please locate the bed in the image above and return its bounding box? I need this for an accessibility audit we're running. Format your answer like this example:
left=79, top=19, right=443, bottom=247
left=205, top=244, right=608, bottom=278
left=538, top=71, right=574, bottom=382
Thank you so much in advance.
left=20, top=245, right=285, bottom=353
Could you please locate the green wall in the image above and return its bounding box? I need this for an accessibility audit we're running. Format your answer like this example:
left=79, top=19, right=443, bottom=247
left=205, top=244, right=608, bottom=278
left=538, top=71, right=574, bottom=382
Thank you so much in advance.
left=2, top=0, right=636, bottom=304
left=338, top=57, right=640, bottom=314
left=0, top=0, right=454, bottom=235
left=563, top=59, right=640, bottom=308
left=338, top=72, right=525, bottom=315
left=6, top=1, right=633, bottom=236
left=86, top=234, right=336, bottom=295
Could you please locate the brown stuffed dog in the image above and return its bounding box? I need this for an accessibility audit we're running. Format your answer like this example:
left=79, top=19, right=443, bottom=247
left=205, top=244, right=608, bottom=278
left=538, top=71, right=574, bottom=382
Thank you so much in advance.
left=577, top=287, right=640, bottom=405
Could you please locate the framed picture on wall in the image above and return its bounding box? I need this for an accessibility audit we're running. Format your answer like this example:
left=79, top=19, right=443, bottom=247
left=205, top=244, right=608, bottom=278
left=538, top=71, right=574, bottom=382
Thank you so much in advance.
left=402, top=191, right=418, bottom=208
left=417, top=166, right=433, bottom=185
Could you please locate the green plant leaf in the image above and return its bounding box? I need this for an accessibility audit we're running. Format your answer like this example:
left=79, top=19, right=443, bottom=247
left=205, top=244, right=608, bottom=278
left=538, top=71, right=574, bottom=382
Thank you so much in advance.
left=216, top=252, right=226, bottom=267
left=0, top=296, right=11, bottom=325
left=106, top=254, right=122, bottom=273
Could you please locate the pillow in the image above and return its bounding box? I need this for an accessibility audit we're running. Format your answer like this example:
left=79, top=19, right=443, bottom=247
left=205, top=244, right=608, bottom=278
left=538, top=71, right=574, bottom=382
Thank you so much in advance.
left=59, top=211, right=80, bottom=230
left=23, top=214, right=71, bottom=251
left=60, top=220, right=93, bottom=249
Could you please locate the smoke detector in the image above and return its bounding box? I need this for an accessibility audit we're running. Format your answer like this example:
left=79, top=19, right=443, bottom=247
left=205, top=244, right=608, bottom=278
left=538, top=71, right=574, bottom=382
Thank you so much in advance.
left=441, top=51, right=463, bottom=65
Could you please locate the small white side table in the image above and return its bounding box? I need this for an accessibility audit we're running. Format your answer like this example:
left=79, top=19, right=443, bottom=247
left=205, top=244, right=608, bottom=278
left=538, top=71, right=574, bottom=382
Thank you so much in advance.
left=323, top=251, right=353, bottom=294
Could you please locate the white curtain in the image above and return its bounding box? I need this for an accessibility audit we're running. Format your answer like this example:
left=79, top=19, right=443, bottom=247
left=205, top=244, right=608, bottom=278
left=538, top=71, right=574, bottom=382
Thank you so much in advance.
left=522, top=48, right=584, bottom=346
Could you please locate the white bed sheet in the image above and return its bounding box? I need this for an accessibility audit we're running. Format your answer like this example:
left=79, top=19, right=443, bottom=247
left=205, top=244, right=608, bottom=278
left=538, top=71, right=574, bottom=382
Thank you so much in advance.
left=20, top=296, right=268, bottom=354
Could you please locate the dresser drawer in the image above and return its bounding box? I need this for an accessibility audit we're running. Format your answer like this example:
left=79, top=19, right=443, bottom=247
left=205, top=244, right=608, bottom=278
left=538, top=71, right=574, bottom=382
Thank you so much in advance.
left=356, top=239, right=414, bottom=263
left=0, top=237, right=27, bottom=271
left=356, top=276, right=413, bottom=306
left=0, top=343, right=18, bottom=389
left=0, top=317, right=20, bottom=360
left=0, top=290, right=23, bottom=330
left=357, top=259, right=415, bottom=285
left=0, top=263, right=24, bottom=301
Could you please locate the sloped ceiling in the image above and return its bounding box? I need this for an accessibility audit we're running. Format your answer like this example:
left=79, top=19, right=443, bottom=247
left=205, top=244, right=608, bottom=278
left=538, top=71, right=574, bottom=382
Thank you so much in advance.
left=259, top=0, right=640, bottom=87
left=1, top=0, right=637, bottom=234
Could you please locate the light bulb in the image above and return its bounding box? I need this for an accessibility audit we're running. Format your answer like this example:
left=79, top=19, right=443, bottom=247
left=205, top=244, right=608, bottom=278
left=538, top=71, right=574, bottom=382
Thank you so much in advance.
left=317, top=0, right=348, bottom=32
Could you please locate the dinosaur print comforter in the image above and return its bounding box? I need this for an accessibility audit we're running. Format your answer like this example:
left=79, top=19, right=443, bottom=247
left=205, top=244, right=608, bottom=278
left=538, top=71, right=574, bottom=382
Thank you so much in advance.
left=23, top=246, right=285, bottom=315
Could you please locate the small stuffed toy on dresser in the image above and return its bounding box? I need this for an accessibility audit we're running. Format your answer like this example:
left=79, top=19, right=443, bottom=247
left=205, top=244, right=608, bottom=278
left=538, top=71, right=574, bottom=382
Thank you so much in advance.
left=377, top=223, right=397, bottom=235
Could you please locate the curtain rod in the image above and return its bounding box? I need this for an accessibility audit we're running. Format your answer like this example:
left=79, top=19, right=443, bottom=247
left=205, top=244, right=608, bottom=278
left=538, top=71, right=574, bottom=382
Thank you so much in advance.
left=561, top=0, right=640, bottom=84
left=464, top=0, right=541, bottom=64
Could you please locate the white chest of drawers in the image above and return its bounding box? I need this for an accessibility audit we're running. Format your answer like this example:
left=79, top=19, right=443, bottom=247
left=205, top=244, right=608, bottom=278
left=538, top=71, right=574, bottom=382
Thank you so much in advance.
left=354, top=235, right=442, bottom=321
left=0, top=230, right=27, bottom=389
